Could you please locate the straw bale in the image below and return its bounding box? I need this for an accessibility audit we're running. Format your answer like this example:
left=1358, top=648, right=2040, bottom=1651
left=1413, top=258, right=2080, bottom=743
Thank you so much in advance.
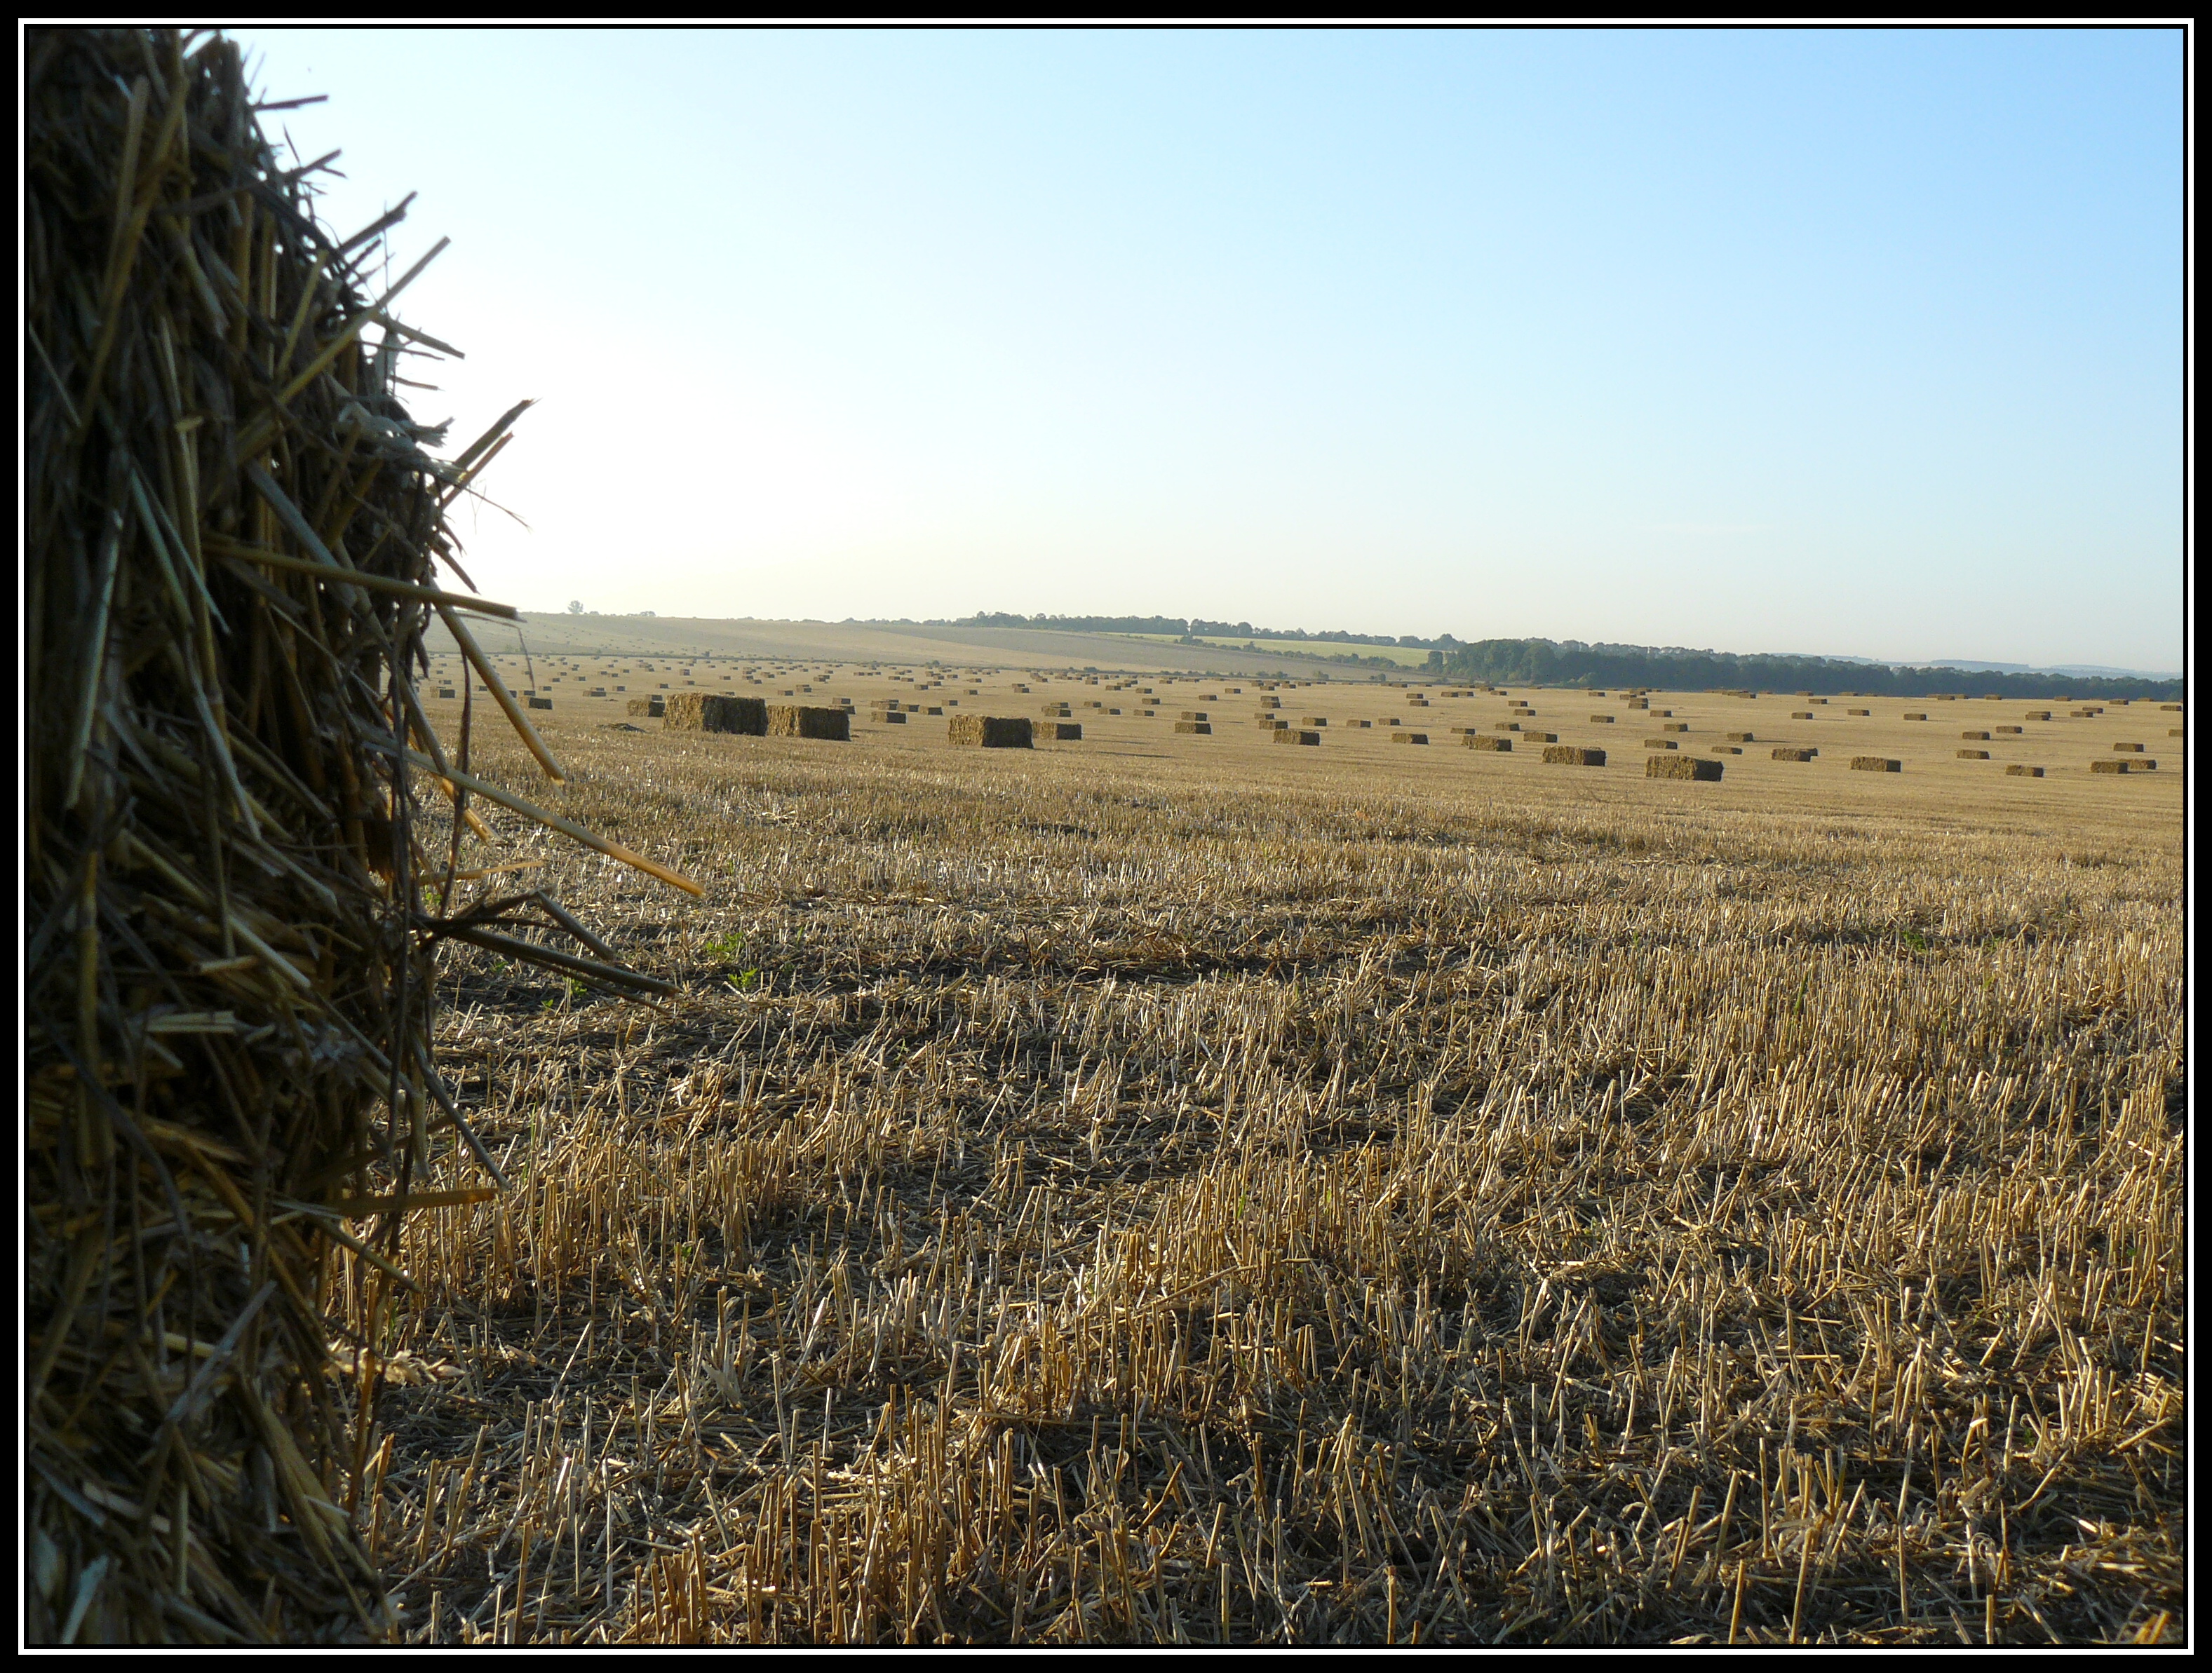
left=1903, top=712, right=1927, bottom=720
left=1273, top=729, right=1321, bottom=745
left=1300, top=716, right=1329, bottom=726
left=1661, top=722, right=1689, bottom=732
left=947, top=714, right=1033, bottom=749
left=1711, top=745, right=1743, bottom=754
left=1847, top=707, right=1870, bottom=716
left=1544, top=745, right=1606, bottom=765
left=527, top=696, right=553, bottom=710
left=2089, top=759, right=2130, bottom=773
left=767, top=704, right=851, bottom=740
left=1646, top=754, right=1722, bottom=780
left=1643, top=738, right=1678, bottom=750
left=1852, top=757, right=1902, bottom=772
left=1178, top=710, right=1209, bottom=721
left=437, top=686, right=456, bottom=698
left=1173, top=721, right=1213, bottom=734
left=1390, top=731, right=1429, bottom=744
left=1956, top=749, right=1990, bottom=759
left=1590, top=714, right=1614, bottom=722
left=880, top=710, right=908, bottom=723
left=1726, top=732, right=1755, bottom=743
left=1523, top=731, right=1558, bottom=743
left=1995, top=725, right=2023, bottom=733
left=627, top=696, right=666, bottom=718
left=1961, top=730, right=1991, bottom=740
left=2161, top=702, right=2183, bottom=711
left=1040, top=722, right=1083, bottom=740
left=2005, top=764, right=2044, bottom=776
left=1464, top=734, right=1512, bottom=751
left=2171, top=728, right=2185, bottom=737
left=26, top=27, right=688, bottom=1644
left=1772, top=747, right=1816, bottom=761
left=2111, top=742, right=2144, bottom=752
left=2025, top=710, right=2052, bottom=720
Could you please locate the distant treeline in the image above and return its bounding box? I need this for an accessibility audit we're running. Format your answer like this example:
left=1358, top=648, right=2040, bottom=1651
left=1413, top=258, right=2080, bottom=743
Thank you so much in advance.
left=1434, top=640, right=2184, bottom=701
left=951, top=613, right=1454, bottom=649
left=950, top=615, right=2180, bottom=698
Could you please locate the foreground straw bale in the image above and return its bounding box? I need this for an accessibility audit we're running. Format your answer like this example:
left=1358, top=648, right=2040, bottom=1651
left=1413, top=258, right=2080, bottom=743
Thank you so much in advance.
left=26, top=26, right=687, bottom=1644
left=949, top=714, right=1033, bottom=748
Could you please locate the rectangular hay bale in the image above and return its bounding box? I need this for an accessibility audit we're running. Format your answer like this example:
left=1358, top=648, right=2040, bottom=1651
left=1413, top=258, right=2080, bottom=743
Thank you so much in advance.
left=1040, top=722, right=1083, bottom=740
left=2005, top=764, right=2044, bottom=776
left=1464, top=734, right=1511, bottom=751
left=1543, top=745, right=1605, bottom=766
left=767, top=704, right=851, bottom=740
left=947, top=714, right=1032, bottom=747
left=1273, top=729, right=1321, bottom=745
left=1771, top=747, right=1816, bottom=761
left=1391, top=731, right=1429, bottom=744
left=1956, top=749, right=1989, bottom=759
left=1173, top=721, right=1213, bottom=734
left=1647, top=754, right=1722, bottom=780
left=664, top=693, right=767, bottom=734
left=1852, top=757, right=1901, bottom=772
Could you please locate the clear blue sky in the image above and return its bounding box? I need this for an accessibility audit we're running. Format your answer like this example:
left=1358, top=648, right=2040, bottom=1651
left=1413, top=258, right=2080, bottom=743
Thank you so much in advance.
left=228, top=27, right=2183, bottom=671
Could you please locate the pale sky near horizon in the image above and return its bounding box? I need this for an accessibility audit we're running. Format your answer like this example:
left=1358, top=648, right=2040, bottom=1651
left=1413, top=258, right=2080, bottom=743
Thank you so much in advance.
left=224, top=26, right=2183, bottom=672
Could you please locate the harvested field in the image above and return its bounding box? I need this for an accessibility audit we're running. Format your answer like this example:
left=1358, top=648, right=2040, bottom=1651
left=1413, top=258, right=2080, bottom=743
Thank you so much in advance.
left=350, top=700, right=2184, bottom=1647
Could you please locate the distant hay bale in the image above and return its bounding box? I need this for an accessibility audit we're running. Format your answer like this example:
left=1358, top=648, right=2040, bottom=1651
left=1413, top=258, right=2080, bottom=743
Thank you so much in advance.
left=1464, top=734, right=1511, bottom=751
left=1273, top=729, right=1321, bottom=745
left=1495, top=722, right=1520, bottom=732
left=1961, top=730, right=1990, bottom=740
left=1040, top=722, right=1083, bottom=740
left=767, top=704, right=850, bottom=740
left=1643, top=738, right=1678, bottom=750
left=1257, top=696, right=1280, bottom=708
left=1544, top=745, right=1606, bottom=766
left=1903, top=712, right=1928, bottom=721
left=1956, top=749, right=1990, bottom=759
left=1590, top=714, right=1614, bottom=722
left=526, top=696, right=553, bottom=709
left=1711, top=745, right=1743, bottom=755
left=2171, top=727, right=2186, bottom=737
left=1726, top=731, right=1755, bottom=742
left=1995, top=725, right=2022, bottom=733
left=1173, top=721, right=1212, bottom=734
left=1662, top=722, right=1689, bottom=732
left=1523, top=731, right=1558, bottom=743
left=2160, top=702, right=2183, bottom=711
left=1647, top=754, right=1722, bottom=780
left=1852, top=757, right=1901, bottom=772
left=1790, top=710, right=1814, bottom=719
left=881, top=710, right=908, bottom=724
left=1772, top=747, right=1816, bottom=761
left=438, top=686, right=456, bottom=698
left=2112, top=742, right=2145, bottom=752
left=664, top=693, right=766, bottom=735
left=1179, top=710, right=1209, bottom=721
left=1847, top=707, right=1870, bottom=715
left=1301, top=715, right=1329, bottom=726
left=948, top=714, right=1032, bottom=748
left=2089, top=759, right=2129, bottom=773
left=628, top=697, right=666, bottom=718
left=2005, top=764, right=2044, bottom=776
left=1390, top=731, right=1429, bottom=744
left=2025, top=710, right=2052, bottom=720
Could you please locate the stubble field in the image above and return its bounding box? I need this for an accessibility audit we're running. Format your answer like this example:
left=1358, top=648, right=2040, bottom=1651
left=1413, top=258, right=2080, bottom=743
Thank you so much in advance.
left=353, top=656, right=2185, bottom=1645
